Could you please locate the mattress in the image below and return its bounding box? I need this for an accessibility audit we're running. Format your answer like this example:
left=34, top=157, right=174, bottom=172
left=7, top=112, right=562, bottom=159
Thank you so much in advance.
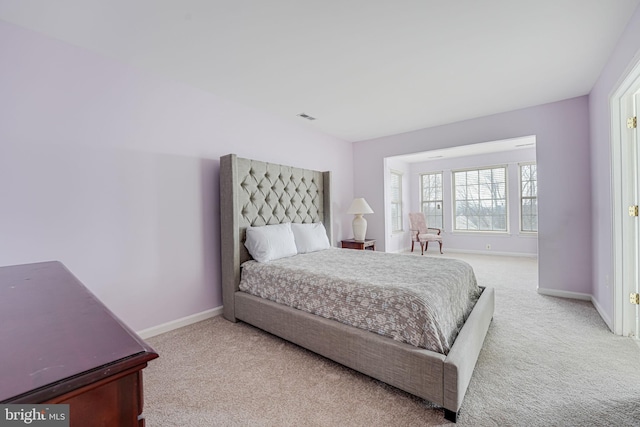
left=239, top=248, right=481, bottom=354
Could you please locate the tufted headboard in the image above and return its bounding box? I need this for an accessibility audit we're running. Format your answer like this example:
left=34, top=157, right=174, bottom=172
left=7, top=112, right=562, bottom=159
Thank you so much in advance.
left=219, top=154, right=332, bottom=321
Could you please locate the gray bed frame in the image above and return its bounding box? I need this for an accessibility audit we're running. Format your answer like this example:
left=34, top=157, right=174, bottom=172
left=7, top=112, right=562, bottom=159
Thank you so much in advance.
left=219, top=154, right=495, bottom=423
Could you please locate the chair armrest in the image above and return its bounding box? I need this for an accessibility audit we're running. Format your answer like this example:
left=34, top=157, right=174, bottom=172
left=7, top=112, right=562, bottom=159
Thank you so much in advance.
left=427, top=228, right=442, bottom=235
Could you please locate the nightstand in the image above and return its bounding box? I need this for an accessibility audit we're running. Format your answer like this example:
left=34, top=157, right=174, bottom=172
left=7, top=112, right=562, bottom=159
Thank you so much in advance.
left=341, top=238, right=376, bottom=251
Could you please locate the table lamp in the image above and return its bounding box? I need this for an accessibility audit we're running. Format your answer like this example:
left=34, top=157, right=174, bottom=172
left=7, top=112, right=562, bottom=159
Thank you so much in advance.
left=346, top=198, right=373, bottom=241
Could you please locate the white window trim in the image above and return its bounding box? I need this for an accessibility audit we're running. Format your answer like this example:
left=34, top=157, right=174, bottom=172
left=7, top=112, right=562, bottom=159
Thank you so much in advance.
left=390, top=170, right=403, bottom=233
left=420, top=171, right=444, bottom=230
left=519, top=162, right=538, bottom=234
left=451, top=164, right=509, bottom=233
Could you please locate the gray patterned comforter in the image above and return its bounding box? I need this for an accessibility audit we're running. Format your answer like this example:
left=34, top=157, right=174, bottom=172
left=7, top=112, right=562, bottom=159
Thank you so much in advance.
left=239, top=248, right=481, bottom=354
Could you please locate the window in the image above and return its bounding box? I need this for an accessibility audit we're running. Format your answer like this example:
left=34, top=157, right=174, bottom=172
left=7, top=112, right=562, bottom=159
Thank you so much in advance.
left=390, top=171, right=403, bottom=232
left=453, top=166, right=507, bottom=231
left=420, top=172, right=443, bottom=229
left=520, top=163, right=538, bottom=232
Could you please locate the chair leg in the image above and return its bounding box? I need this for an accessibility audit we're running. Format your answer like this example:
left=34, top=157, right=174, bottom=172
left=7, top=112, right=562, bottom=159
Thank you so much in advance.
left=420, top=242, right=424, bottom=255
left=423, top=242, right=428, bottom=255
left=411, top=241, right=414, bottom=252
left=439, top=241, right=443, bottom=254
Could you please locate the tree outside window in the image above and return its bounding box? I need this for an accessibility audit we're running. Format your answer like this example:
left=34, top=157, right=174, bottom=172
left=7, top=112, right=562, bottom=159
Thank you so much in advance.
left=420, top=172, right=443, bottom=229
left=453, top=167, right=507, bottom=231
left=390, top=171, right=403, bottom=232
left=520, top=163, right=538, bottom=232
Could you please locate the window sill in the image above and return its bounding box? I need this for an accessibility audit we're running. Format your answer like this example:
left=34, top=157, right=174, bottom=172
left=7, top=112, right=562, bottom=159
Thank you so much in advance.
left=452, top=230, right=511, bottom=236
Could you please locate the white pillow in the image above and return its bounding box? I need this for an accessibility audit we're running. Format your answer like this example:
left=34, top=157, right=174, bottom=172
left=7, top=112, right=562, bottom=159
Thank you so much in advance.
left=291, top=222, right=331, bottom=254
left=244, top=223, right=298, bottom=263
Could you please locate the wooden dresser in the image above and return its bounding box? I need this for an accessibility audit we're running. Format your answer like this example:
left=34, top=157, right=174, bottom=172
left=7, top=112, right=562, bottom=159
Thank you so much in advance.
left=0, top=261, right=158, bottom=426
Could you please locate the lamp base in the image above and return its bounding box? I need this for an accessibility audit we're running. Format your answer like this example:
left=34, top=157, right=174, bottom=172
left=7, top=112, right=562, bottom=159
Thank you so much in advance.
left=352, top=214, right=367, bottom=241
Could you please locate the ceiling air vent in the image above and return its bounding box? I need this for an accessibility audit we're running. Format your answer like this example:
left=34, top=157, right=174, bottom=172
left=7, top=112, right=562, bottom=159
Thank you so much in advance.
left=297, top=113, right=316, bottom=121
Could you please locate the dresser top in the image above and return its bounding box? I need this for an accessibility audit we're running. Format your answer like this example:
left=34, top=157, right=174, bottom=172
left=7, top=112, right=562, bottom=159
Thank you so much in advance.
left=0, top=261, right=158, bottom=402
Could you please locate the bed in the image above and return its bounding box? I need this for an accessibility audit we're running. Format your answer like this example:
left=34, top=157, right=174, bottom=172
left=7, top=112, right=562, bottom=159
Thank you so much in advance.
left=219, top=154, right=495, bottom=422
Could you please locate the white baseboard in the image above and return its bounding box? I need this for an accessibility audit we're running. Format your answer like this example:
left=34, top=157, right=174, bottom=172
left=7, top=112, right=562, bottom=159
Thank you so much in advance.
left=590, top=296, right=613, bottom=332
left=136, top=306, right=223, bottom=339
left=536, top=287, right=591, bottom=301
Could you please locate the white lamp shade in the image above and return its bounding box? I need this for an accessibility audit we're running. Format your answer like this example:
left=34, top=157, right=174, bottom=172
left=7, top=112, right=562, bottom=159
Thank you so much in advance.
left=347, top=198, right=373, bottom=215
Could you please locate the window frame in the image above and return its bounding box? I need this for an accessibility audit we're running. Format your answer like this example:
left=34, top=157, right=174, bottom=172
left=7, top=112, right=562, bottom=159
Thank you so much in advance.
left=452, top=165, right=509, bottom=233
left=519, top=162, right=538, bottom=233
left=420, top=171, right=444, bottom=230
left=390, top=170, right=403, bottom=233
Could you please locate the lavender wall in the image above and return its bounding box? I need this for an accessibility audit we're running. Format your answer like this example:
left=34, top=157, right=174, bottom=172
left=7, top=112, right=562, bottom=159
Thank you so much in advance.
left=0, top=21, right=353, bottom=332
left=406, top=147, right=538, bottom=256
left=589, top=7, right=640, bottom=322
left=354, top=96, right=592, bottom=295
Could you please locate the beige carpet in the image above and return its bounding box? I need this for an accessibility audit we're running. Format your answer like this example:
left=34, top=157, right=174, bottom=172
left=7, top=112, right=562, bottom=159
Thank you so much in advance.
left=144, top=253, right=640, bottom=426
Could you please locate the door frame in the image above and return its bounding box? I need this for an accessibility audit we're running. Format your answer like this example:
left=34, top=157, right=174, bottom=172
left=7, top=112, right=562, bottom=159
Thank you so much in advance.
left=611, top=56, right=640, bottom=337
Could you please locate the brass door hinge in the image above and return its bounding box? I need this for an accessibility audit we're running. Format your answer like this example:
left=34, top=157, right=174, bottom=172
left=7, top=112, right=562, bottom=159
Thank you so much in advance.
left=628, top=116, right=637, bottom=129
left=629, top=205, right=639, bottom=216
left=630, top=293, right=640, bottom=305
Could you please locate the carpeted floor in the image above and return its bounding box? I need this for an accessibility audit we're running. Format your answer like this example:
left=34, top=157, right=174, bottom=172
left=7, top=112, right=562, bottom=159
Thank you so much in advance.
left=144, top=252, right=640, bottom=426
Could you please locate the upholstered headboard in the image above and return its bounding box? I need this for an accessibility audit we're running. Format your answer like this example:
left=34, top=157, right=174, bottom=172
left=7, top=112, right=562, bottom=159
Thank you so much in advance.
left=219, top=154, right=332, bottom=321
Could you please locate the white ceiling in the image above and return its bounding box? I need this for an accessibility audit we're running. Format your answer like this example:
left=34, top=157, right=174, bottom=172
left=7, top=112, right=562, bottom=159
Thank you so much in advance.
left=1, top=1, right=638, bottom=142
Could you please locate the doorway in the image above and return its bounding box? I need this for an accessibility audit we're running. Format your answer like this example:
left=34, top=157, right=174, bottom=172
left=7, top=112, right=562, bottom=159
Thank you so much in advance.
left=611, top=58, right=640, bottom=337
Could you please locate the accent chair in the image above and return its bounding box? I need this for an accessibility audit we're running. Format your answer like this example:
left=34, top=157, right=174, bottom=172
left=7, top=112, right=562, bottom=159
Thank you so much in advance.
left=408, top=212, right=443, bottom=255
